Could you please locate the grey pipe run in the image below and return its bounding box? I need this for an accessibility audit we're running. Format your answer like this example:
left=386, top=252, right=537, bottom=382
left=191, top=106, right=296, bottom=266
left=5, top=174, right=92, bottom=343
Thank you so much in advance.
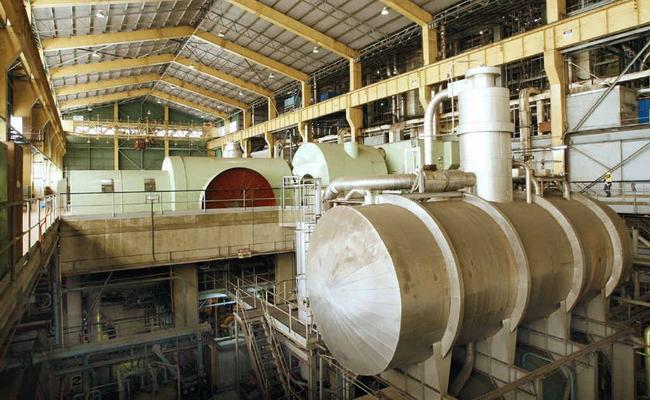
left=423, top=89, right=450, bottom=166
left=519, top=88, right=540, bottom=161
left=512, top=160, right=541, bottom=204
left=323, top=170, right=476, bottom=201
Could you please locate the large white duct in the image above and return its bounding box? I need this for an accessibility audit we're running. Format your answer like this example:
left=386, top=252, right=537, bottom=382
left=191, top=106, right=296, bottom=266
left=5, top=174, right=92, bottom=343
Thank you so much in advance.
left=457, top=66, right=515, bottom=202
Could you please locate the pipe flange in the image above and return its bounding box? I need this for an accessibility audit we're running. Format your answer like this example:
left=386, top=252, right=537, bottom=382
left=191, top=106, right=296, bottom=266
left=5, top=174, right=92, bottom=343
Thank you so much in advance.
left=462, top=195, right=531, bottom=332
left=533, top=196, right=585, bottom=311
left=377, top=194, right=464, bottom=357
left=572, top=193, right=627, bottom=297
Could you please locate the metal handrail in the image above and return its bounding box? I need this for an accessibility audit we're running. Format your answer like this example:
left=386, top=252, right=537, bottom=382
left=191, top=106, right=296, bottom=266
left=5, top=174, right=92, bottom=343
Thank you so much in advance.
left=0, top=194, right=59, bottom=281
left=231, top=276, right=309, bottom=339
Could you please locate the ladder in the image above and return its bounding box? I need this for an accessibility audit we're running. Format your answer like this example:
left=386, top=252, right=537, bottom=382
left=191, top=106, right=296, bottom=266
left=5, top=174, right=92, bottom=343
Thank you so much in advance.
left=240, top=305, right=291, bottom=399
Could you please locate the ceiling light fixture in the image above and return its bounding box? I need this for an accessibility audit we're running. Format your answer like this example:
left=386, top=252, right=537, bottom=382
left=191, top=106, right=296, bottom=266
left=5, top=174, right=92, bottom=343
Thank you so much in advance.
left=238, top=91, right=243, bottom=96
left=87, top=107, right=92, bottom=111
left=268, top=73, right=274, bottom=78
left=95, top=10, right=107, bottom=18
left=91, top=51, right=101, bottom=58
left=312, top=46, right=319, bottom=54
left=188, top=64, right=195, bottom=70
left=217, top=31, right=226, bottom=38
left=380, top=6, right=389, bottom=16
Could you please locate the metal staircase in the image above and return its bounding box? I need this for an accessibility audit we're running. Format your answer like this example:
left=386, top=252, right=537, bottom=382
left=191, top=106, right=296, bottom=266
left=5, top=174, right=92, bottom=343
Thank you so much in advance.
left=239, top=302, right=291, bottom=399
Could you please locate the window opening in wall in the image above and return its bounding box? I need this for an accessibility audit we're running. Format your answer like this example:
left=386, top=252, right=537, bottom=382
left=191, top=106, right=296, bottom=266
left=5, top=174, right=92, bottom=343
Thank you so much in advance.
left=100, top=179, right=114, bottom=193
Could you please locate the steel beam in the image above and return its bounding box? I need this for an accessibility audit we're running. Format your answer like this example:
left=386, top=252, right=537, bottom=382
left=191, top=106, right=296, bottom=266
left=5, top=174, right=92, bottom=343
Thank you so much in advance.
left=160, top=76, right=249, bottom=110
left=42, top=26, right=193, bottom=51
left=224, top=0, right=358, bottom=60
left=174, top=56, right=273, bottom=98
left=55, top=73, right=161, bottom=96
left=58, top=88, right=150, bottom=109
left=379, top=0, right=432, bottom=26
left=208, top=0, right=649, bottom=149
left=194, top=31, right=309, bottom=81
left=32, top=0, right=178, bottom=8
left=544, top=48, right=568, bottom=174
left=0, top=0, right=65, bottom=152
left=546, top=0, right=567, bottom=23
left=50, top=54, right=174, bottom=78
left=150, top=89, right=228, bottom=120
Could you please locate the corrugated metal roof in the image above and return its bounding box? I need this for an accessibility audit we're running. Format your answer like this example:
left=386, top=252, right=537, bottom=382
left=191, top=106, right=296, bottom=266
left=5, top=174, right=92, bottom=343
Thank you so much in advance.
left=33, top=0, right=540, bottom=120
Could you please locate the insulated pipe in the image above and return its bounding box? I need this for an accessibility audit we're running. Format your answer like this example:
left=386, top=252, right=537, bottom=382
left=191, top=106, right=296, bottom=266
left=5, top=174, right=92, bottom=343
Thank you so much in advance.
left=323, top=174, right=416, bottom=201
left=513, top=160, right=541, bottom=204
left=519, top=88, right=540, bottom=160
left=323, top=170, right=476, bottom=201
left=423, top=89, right=449, bottom=166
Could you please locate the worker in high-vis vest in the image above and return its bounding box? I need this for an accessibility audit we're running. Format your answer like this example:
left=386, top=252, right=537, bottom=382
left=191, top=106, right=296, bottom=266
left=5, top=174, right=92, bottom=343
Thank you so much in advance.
left=604, top=171, right=613, bottom=197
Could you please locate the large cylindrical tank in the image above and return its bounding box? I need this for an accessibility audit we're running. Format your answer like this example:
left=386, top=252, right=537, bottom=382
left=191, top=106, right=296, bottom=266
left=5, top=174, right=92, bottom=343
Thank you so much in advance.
left=60, top=170, right=171, bottom=215
left=292, top=143, right=387, bottom=186
left=458, top=67, right=514, bottom=202
left=305, top=193, right=631, bottom=375
left=162, top=156, right=291, bottom=211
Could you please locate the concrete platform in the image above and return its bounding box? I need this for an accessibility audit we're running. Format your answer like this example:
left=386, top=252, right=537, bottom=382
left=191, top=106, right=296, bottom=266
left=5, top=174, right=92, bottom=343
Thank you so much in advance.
left=59, top=207, right=294, bottom=275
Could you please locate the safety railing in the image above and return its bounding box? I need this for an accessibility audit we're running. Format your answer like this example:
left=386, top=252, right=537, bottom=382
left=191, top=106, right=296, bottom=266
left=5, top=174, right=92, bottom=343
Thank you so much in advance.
left=63, top=311, right=175, bottom=346
left=64, top=118, right=209, bottom=139
left=60, top=186, right=302, bottom=217
left=0, top=194, right=59, bottom=281
left=572, top=179, right=650, bottom=199
left=230, top=275, right=311, bottom=341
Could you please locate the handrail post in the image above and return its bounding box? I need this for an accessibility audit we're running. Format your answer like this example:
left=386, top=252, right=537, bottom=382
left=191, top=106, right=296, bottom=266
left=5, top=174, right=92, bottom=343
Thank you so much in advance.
left=38, top=199, right=42, bottom=241
left=27, top=200, right=31, bottom=248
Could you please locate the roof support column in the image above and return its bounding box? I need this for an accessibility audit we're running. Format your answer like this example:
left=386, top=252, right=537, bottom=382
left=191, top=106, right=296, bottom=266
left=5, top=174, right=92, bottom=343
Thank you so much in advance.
left=419, top=24, right=438, bottom=110
left=267, top=97, right=276, bottom=120
left=0, top=29, right=20, bottom=142
left=546, top=0, right=566, bottom=23
left=240, top=138, right=251, bottom=158
left=301, top=81, right=312, bottom=108
left=264, top=131, right=275, bottom=158
left=298, top=121, right=311, bottom=143
left=243, top=109, right=252, bottom=129
left=12, top=80, right=38, bottom=118
left=347, top=60, right=364, bottom=142
left=163, top=105, right=170, bottom=158
left=113, top=102, right=119, bottom=171
left=422, top=24, right=437, bottom=65
left=544, top=49, right=567, bottom=175
left=0, top=63, right=7, bottom=142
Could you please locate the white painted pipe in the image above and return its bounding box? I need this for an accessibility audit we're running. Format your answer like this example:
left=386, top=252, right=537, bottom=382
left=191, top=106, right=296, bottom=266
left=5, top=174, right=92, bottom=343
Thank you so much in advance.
left=423, top=89, right=449, bottom=166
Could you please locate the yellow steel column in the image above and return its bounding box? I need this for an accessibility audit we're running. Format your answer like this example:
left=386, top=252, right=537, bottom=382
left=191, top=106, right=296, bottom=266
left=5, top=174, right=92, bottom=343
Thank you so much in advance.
left=243, top=108, right=252, bottom=129
left=0, top=29, right=20, bottom=142
left=422, top=24, right=437, bottom=65
left=419, top=24, right=438, bottom=109
left=240, top=138, right=251, bottom=158
left=163, top=105, right=170, bottom=158
left=264, top=131, right=275, bottom=158
left=347, top=60, right=363, bottom=142
left=113, top=102, right=119, bottom=171
left=240, top=109, right=253, bottom=157
left=298, top=121, right=312, bottom=143
left=546, top=0, right=566, bottom=23
left=0, top=62, right=7, bottom=142
left=301, top=81, right=312, bottom=108
left=349, top=59, right=362, bottom=91
left=267, top=97, right=277, bottom=120
left=544, top=49, right=568, bottom=175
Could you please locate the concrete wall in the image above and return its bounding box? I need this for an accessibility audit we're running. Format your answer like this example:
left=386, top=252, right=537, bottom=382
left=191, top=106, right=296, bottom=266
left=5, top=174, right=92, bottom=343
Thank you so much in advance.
left=59, top=209, right=294, bottom=275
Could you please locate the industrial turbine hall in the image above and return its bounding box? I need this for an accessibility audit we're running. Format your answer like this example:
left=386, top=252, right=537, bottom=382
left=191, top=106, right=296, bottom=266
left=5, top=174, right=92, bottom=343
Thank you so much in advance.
left=2, top=0, right=650, bottom=399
